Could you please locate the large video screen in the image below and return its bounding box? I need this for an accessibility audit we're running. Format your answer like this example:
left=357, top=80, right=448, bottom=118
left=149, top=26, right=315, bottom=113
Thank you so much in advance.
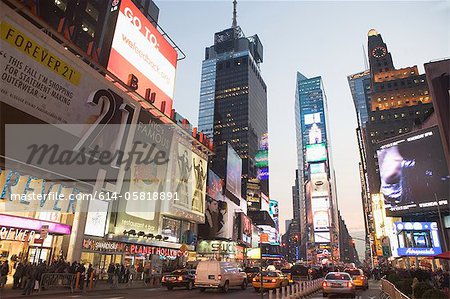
left=377, top=126, right=449, bottom=216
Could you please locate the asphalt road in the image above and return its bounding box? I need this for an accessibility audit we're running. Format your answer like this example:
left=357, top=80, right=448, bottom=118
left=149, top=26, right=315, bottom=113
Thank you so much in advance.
left=4, top=280, right=382, bottom=299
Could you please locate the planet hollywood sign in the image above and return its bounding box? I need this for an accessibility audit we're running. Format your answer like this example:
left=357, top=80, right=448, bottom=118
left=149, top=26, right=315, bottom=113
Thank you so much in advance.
left=82, top=238, right=179, bottom=258
left=125, top=244, right=179, bottom=258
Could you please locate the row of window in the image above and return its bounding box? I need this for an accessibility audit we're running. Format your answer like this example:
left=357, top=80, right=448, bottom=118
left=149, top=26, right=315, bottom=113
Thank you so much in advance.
left=370, top=110, right=425, bottom=122
left=376, top=91, right=429, bottom=101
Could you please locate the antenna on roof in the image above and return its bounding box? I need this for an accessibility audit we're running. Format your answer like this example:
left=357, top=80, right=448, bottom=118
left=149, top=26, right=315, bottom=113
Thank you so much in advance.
left=362, top=44, right=369, bottom=70
left=232, top=0, right=238, bottom=28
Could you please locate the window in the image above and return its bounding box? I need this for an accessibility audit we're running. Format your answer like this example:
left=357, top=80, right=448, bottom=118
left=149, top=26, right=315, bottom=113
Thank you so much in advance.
left=85, top=3, right=99, bottom=21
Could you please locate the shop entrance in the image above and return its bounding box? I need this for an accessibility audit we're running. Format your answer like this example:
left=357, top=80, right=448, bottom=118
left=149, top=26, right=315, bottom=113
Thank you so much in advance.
left=28, top=246, right=52, bottom=264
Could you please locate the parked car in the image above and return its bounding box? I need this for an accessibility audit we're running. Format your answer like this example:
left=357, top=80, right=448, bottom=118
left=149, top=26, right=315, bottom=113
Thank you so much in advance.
left=194, top=261, right=247, bottom=293
left=161, top=269, right=196, bottom=290
left=244, top=266, right=260, bottom=281
left=322, top=272, right=356, bottom=298
left=252, top=271, right=289, bottom=291
left=344, top=268, right=368, bottom=290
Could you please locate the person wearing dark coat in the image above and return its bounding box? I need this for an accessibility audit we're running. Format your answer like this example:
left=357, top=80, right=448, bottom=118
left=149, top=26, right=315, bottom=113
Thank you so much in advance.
left=22, top=265, right=38, bottom=295
left=13, top=262, right=24, bottom=289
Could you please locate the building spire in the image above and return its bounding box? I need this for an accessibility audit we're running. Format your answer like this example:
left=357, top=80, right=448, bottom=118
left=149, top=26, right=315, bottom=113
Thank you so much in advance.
left=232, top=0, right=238, bottom=28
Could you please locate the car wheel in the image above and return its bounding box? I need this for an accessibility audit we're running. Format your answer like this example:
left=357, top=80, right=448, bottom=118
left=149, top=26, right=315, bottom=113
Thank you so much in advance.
left=187, top=281, right=194, bottom=290
left=199, top=288, right=206, bottom=292
left=254, top=287, right=259, bottom=292
left=167, top=286, right=173, bottom=290
left=322, top=293, right=327, bottom=297
left=222, top=281, right=229, bottom=293
left=241, top=279, right=247, bottom=290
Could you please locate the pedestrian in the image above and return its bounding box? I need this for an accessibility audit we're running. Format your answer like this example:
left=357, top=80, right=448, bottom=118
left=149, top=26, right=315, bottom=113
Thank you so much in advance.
left=22, top=264, right=37, bottom=295
left=13, top=262, right=23, bottom=289
left=126, top=265, right=136, bottom=287
left=107, top=263, right=114, bottom=285
left=112, top=264, right=119, bottom=289
left=86, top=264, right=94, bottom=288
left=120, top=264, right=126, bottom=283
left=0, top=260, right=9, bottom=288
left=76, top=262, right=86, bottom=290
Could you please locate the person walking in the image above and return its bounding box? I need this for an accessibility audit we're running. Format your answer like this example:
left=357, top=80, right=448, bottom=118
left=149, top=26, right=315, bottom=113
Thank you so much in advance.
left=86, top=264, right=94, bottom=289
left=0, top=260, right=10, bottom=288
left=126, top=265, right=136, bottom=287
left=112, top=264, right=119, bottom=289
left=13, top=262, right=24, bottom=289
left=107, top=263, right=114, bottom=285
left=22, top=264, right=37, bottom=295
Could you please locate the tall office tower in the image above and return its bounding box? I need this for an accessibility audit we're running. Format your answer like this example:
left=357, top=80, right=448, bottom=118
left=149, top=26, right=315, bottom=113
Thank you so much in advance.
left=364, top=29, right=434, bottom=194
left=348, top=29, right=435, bottom=263
left=295, top=72, right=339, bottom=263
left=348, top=70, right=373, bottom=261
left=198, top=1, right=268, bottom=198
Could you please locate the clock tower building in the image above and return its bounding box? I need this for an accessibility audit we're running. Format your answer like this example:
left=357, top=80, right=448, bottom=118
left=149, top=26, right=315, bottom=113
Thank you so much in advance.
left=363, top=29, right=434, bottom=195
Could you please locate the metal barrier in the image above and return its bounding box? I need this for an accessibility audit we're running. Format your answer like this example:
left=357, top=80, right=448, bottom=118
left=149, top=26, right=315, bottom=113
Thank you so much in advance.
left=380, top=278, right=410, bottom=299
left=268, top=278, right=323, bottom=299
left=39, top=273, right=76, bottom=293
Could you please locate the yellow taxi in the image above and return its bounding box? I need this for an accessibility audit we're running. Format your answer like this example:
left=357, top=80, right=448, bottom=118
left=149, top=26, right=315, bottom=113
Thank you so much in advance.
left=252, top=271, right=289, bottom=291
left=344, top=268, right=368, bottom=290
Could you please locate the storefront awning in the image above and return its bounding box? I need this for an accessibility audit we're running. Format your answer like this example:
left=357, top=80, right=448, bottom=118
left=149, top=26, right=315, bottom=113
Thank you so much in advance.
left=0, top=214, right=71, bottom=235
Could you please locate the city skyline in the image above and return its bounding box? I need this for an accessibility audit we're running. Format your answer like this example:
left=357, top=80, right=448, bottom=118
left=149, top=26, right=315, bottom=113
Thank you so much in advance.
left=156, top=0, right=449, bottom=258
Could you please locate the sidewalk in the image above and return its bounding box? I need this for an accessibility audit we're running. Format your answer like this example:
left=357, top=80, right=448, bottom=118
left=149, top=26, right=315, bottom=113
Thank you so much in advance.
left=0, top=280, right=162, bottom=299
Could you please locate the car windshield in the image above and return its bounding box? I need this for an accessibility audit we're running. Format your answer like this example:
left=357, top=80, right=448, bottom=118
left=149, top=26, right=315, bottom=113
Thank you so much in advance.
left=245, top=267, right=260, bottom=273
left=172, top=270, right=186, bottom=275
left=345, top=269, right=361, bottom=276
left=261, top=272, right=279, bottom=277
left=325, top=273, right=351, bottom=280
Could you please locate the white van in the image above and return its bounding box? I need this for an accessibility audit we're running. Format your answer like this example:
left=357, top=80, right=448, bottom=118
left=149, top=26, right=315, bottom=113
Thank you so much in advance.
left=194, top=260, right=247, bottom=292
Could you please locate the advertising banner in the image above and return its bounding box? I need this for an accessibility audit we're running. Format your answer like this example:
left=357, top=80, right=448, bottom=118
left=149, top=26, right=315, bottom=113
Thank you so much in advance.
left=311, top=197, right=330, bottom=232
left=196, top=240, right=237, bottom=255
left=207, top=170, right=225, bottom=202
left=268, top=200, right=279, bottom=230
left=234, top=212, right=252, bottom=246
left=198, top=196, right=228, bottom=240
left=377, top=126, right=449, bottom=216
left=306, top=143, right=327, bottom=162
left=303, top=112, right=325, bottom=145
left=85, top=198, right=109, bottom=237
left=107, top=0, right=177, bottom=115
left=255, top=150, right=268, bottom=168
left=226, top=144, right=242, bottom=200
left=314, top=232, right=331, bottom=243
left=393, top=222, right=442, bottom=256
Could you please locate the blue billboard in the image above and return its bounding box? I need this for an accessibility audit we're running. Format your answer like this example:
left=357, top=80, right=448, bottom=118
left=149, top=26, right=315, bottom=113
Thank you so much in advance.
left=394, top=222, right=442, bottom=256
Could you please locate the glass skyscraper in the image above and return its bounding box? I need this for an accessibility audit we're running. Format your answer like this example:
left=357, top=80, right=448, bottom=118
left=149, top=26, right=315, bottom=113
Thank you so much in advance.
left=294, top=72, right=339, bottom=262
left=348, top=70, right=371, bottom=128
left=197, top=23, right=268, bottom=198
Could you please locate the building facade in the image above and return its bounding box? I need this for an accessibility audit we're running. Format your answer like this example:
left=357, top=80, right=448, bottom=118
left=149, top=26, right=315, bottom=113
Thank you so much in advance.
left=294, top=72, right=339, bottom=264
left=0, top=0, right=212, bottom=277
left=349, top=29, right=437, bottom=265
left=197, top=12, right=268, bottom=200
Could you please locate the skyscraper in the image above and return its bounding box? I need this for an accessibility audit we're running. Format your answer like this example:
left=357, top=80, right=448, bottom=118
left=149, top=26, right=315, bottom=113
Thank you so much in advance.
left=294, top=72, right=339, bottom=263
left=365, top=29, right=433, bottom=194
left=348, top=29, right=435, bottom=263
left=198, top=1, right=268, bottom=199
